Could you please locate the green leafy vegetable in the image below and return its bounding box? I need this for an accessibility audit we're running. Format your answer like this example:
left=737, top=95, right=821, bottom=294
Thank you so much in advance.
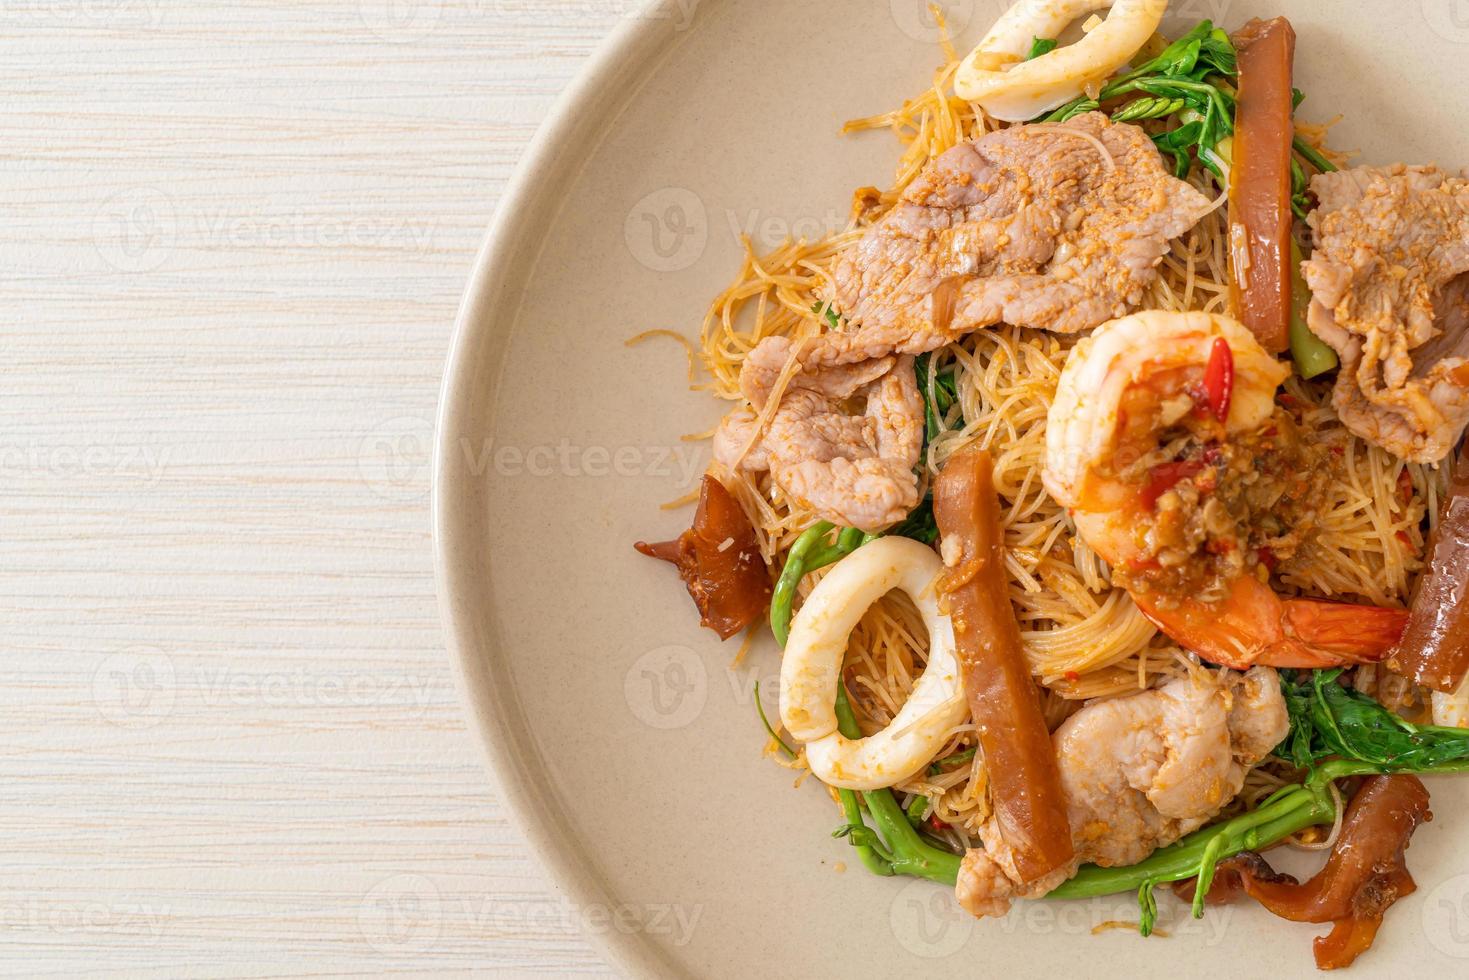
left=752, top=680, right=796, bottom=759
left=1138, top=881, right=1159, bottom=937
left=1054, top=99, right=1101, bottom=123
left=812, top=301, right=842, bottom=330
left=929, top=746, right=977, bottom=775
left=1110, top=96, right=1188, bottom=123
left=1135, top=21, right=1237, bottom=80
left=915, top=351, right=959, bottom=443
left=1289, top=238, right=1338, bottom=378
left=1292, top=135, right=1336, bottom=177
left=886, top=500, right=938, bottom=545
left=1280, top=669, right=1469, bottom=771
left=1290, top=155, right=1311, bottom=219
left=1040, top=21, right=1238, bottom=181
left=770, top=522, right=842, bottom=646
left=1288, top=84, right=1336, bottom=216
left=1027, top=36, right=1058, bottom=60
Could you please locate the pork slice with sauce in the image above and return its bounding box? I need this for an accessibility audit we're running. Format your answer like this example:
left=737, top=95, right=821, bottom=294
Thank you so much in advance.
left=1304, top=163, right=1469, bottom=462
left=739, top=112, right=1212, bottom=406
left=955, top=666, right=1289, bottom=919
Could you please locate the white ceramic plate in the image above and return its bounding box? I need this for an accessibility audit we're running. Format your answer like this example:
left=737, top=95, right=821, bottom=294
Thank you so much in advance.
left=435, top=2, right=1469, bottom=975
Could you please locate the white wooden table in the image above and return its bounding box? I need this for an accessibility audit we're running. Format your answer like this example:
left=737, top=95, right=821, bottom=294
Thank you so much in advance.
left=2, top=2, right=620, bottom=974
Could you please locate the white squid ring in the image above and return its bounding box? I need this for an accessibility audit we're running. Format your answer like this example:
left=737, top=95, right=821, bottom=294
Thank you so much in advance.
left=955, top=0, right=1167, bottom=122
left=779, top=536, right=966, bottom=791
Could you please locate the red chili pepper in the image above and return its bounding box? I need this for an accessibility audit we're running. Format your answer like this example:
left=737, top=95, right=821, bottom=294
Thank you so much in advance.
left=1258, top=546, right=1279, bottom=571
left=1141, top=461, right=1206, bottom=509
left=1063, top=670, right=1081, bottom=683
left=927, top=813, right=948, bottom=832
left=1204, top=337, right=1235, bottom=423
left=1397, top=469, right=1415, bottom=505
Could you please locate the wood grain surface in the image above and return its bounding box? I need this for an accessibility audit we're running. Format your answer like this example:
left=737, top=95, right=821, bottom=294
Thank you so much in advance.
left=2, top=1, right=625, bottom=974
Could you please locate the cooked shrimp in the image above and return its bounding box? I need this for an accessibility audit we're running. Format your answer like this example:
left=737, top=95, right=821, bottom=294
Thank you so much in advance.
left=1043, top=311, right=1409, bottom=669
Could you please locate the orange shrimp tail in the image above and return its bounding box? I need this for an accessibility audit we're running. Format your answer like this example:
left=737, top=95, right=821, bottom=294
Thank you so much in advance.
left=1282, top=599, right=1409, bottom=661
left=1133, top=579, right=1408, bottom=670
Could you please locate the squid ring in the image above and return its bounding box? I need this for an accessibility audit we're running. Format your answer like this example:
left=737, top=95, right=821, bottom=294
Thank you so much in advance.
left=955, top=0, right=1166, bottom=122
left=779, top=536, right=966, bottom=790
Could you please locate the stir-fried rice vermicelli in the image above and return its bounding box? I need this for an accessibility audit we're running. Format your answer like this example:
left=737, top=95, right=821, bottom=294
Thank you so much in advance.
left=685, top=26, right=1447, bottom=844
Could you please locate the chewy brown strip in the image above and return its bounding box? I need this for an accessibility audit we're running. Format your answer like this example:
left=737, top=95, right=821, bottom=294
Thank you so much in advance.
left=1387, top=445, right=1469, bottom=691
left=1204, top=775, right=1431, bottom=971
left=1229, top=17, right=1297, bottom=353
left=933, top=445, right=1073, bottom=883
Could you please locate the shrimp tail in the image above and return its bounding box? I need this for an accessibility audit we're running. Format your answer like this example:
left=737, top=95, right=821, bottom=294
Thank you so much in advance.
left=1281, top=599, right=1410, bottom=662
left=1133, top=583, right=1408, bottom=671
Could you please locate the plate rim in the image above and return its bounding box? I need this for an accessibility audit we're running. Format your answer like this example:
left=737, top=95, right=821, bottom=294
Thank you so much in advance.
left=432, top=9, right=687, bottom=978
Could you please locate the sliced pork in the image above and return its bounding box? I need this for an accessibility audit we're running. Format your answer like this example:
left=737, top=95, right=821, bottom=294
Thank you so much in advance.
left=1304, top=164, right=1469, bottom=462
left=740, top=113, right=1211, bottom=405
left=713, top=356, right=923, bottom=532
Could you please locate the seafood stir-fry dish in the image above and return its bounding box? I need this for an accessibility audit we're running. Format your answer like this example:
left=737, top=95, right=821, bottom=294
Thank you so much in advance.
left=635, top=3, right=1469, bottom=968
